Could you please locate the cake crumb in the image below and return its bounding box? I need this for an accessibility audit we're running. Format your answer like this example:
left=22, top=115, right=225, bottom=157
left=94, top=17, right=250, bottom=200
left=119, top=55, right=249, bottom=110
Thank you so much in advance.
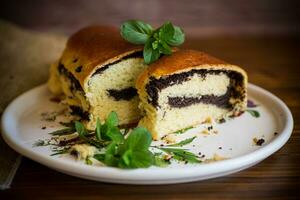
left=41, top=112, right=57, bottom=122
left=201, top=129, right=210, bottom=135
left=253, top=137, right=265, bottom=146
left=163, top=135, right=177, bottom=144
left=203, top=117, right=213, bottom=124
left=218, top=118, right=226, bottom=123
left=204, top=153, right=227, bottom=163
left=163, top=154, right=172, bottom=161
left=213, top=153, right=227, bottom=161
left=49, top=96, right=61, bottom=103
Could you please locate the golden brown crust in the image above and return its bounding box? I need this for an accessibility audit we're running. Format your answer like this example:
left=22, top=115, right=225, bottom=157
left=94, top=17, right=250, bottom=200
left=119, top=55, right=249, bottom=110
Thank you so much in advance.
left=136, top=49, right=247, bottom=90
left=59, top=26, right=143, bottom=89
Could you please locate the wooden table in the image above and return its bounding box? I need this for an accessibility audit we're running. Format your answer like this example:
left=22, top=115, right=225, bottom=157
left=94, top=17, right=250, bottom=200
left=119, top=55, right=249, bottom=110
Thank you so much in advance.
left=1, top=36, right=300, bottom=199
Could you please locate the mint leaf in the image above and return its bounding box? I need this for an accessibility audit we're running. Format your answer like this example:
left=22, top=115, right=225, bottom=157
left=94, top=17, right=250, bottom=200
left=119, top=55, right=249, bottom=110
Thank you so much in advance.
left=159, top=148, right=201, bottom=163
left=121, top=20, right=153, bottom=44
left=104, top=142, right=119, bottom=166
left=174, top=126, right=194, bottom=134
left=159, top=22, right=175, bottom=41
left=106, top=126, right=124, bottom=144
left=158, top=40, right=172, bottom=55
left=75, top=121, right=88, bottom=139
left=59, top=121, right=75, bottom=128
left=48, top=127, right=75, bottom=136
left=93, top=154, right=105, bottom=161
left=120, top=149, right=132, bottom=166
left=154, top=154, right=170, bottom=167
left=246, top=109, right=260, bottom=118
left=167, top=136, right=196, bottom=147
left=120, top=20, right=185, bottom=64
left=130, top=150, right=154, bottom=168
left=123, top=127, right=152, bottom=151
left=95, top=127, right=154, bottom=168
left=166, top=26, right=185, bottom=46
left=144, top=38, right=160, bottom=64
left=106, top=111, right=118, bottom=127
left=74, top=121, right=104, bottom=148
left=99, top=111, right=124, bottom=143
left=95, top=118, right=102, bottom=141
left=119, top=149, right=154, bottom=168
left=117, top=127, right=154, bottom=168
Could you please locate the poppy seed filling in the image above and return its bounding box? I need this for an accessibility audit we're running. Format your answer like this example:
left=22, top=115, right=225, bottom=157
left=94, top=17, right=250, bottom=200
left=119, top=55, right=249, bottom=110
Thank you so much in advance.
left=107, top=87, right=137, bottom=101
left=146, top=69, right=244, bottom=109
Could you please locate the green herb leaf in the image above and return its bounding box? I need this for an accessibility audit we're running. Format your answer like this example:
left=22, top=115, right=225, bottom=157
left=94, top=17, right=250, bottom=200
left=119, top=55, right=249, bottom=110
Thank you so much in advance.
left=121, top=20, right=185, bottom=64
left=159, top=148, right=201, bottom=163
left=95, top=118, right=102, bottom=141
left=122, top=127, right=152, bottom=151
left=59, top=121, right=75, bottom=128
left=173, top=126, right=194, bottom=134
left=85, top=157, right=93, bottom=165
left=101, top=127, right=154, bottom=168
left=74, top=121, right=103, bottom=148
left=166, top=26, right=185, bottom=46
left=158, top=40, right=172, bottom=55
left=159, top=22, right=175, bottom=41
left=143, top=38, right=160, bottom=64
left=120, top=20, right=153, bottom=44
left=106, top=126, right=124, bottom=144
left=99, top=111, right=124, bottom=143
left=106, top=111, right=119, bottom=127
left=154, top=154, right=170, bottom=167
left=48, top=127, right=75, bottom=136
left=246, top=109, right=260, bottom=118
left=104, top=142, right=119, bottom=166
left=50, top=148, right=69, bottom=156
left=93, top=154, right=105, bottom=161
left=43, top=111, right=203, bottom=168
left=119, top=149, right=154, bottom=168
left=75, top=121, right=88, bottom=140
left=167, top=136, right=196, bottom=147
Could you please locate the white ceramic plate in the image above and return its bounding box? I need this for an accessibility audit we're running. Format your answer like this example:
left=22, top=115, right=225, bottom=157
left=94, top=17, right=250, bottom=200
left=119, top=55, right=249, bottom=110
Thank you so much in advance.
left=1, top=84, right=293, bottom=184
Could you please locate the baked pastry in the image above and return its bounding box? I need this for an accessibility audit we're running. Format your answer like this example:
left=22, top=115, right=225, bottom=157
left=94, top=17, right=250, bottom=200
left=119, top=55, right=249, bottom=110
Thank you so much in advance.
left=48, top=26, right=146, bottom=129
left=136, top=50, right=248, bottom=140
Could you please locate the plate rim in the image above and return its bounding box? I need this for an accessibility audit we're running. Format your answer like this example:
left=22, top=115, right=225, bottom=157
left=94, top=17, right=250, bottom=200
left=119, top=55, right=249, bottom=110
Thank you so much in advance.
left=1, top=83, right=294, bottom=184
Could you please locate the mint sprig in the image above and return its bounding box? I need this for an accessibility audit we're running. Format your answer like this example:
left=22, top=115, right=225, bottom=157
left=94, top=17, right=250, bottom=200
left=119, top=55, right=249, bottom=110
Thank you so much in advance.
left=94, top=127, right=154, bottom=168
left=120, top=20, right=185, bottom=64
left=95, top=111, right=124, bottom=144
left=44, top=111, right=202, bottom=168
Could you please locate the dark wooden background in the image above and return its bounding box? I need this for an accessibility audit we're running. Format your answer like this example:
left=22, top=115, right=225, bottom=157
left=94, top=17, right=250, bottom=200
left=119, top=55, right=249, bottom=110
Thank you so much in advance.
left=0, top=0, right=299, bottom=36
left=1, top=0, right=300, bottom=199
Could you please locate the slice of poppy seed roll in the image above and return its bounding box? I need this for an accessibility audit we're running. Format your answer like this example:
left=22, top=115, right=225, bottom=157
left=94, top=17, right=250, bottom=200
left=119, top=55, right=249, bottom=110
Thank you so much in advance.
left=136, top=50, right=248, bottom=140
left=48, top=26, right=147, bottom=129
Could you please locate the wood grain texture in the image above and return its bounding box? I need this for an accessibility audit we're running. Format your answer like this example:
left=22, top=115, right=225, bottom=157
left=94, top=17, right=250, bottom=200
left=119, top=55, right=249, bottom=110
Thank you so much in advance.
left=0, top=0, right=299, bottom=36
left=1, top=36, right=300, bottom=199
